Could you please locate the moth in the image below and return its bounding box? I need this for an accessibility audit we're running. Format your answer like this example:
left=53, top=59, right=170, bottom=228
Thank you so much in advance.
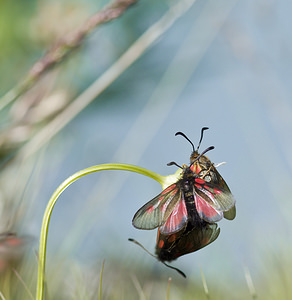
left=132, top=128, right=235, bottom=234
left=131, top=128, right=235, bottom=276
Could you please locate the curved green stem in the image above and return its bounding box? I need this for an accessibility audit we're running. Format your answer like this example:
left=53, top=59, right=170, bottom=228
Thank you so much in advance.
left=36, top=163, right=168, bottom=300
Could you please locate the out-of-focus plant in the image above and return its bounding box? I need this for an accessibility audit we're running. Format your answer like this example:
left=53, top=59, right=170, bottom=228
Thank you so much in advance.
left=0, top=0, right=138, bottom=112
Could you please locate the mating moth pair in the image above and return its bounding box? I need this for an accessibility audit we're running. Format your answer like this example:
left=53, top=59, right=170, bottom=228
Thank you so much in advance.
left=131, top=128, right=235, bottom=276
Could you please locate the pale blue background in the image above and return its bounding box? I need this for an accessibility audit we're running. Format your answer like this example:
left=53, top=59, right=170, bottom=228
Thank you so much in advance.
left=12, top=0, right=292, bottom=283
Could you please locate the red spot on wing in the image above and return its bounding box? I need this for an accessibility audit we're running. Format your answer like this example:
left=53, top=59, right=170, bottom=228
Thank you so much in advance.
left=159, top=200, right=188, bottom=234
left=195, top=165, right=202, bottom=174
left=195, top=164, right=202, bottom=174
left=195, top=178, right=205, bottom=184
left=159, top=188, right=177, bottom=209
left=195, top=194, right=222, bottom=222
left=146, top=206, right=154, bottom=213
left=167, top=233, right=177, bottom=243
left=161, top=184, right=176, bottom=195
left=170, top=189, right=177, bottom=197
left=190, top=163, right=202, bottom=174
left=158, top=240, right=164, bottom=248
left=201, top=237, right=210, bottom=246
left=213, top=188, right=222, bottom=195
left=158, top=196, right=164, bottom=202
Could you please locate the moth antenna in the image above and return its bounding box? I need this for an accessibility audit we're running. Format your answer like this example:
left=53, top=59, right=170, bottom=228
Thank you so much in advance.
left=175, top=132, right=195, bottom=152
left=128, top=238, right=186, bottom=278
left=197, top=127, right=209, bottom=151
left=128, top=238, right=157, bottom=259
left=199, top=145, right=214, bottom=157
left=167, top=161, right=182, bottom=169
left=162, top=261, right=186, bottom=278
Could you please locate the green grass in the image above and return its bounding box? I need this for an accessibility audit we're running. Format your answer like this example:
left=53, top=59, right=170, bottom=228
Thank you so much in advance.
left=1, top=251, right=291, bottom=300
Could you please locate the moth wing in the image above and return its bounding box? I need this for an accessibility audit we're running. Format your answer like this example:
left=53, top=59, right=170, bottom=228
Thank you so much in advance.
left=208, top=169, right=236, bottom=220
left=223, top=204, right=236, bottom=220
left=156, top=223, right=220, bottom=262
left=213, top=168, right=231, bottom=190
left=193, top=178, right=235, bottom=222
left=182, top=223, right=220, bottom=252
left=132, top=184, right=182, bottom=230
left=158, top=194, right=188, bottom=234
left=206, top=168, right=236, bottom=213
left=194, top=191, right=223, bottom=222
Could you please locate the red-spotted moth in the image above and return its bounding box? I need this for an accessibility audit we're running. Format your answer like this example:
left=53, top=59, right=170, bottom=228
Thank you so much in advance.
left=131, top=128, right=235, bottom=276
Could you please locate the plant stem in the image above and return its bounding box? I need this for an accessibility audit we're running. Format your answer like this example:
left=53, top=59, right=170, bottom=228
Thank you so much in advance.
left=99, top=260, right=105, bottom=300
left=17, top=0, right=198, bottom=161
left=0, top=0, right=138, bottom=112
left=36, top=163, right=166, bottom=300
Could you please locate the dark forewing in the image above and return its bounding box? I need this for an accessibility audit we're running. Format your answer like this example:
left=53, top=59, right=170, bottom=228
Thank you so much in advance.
left=156, top=222, right=220, bottom=262
left=132, top=184, right=182, bottom=230
left=193, top=178, right=235, bottom=223
left=211, top=168, right=236, bottom=220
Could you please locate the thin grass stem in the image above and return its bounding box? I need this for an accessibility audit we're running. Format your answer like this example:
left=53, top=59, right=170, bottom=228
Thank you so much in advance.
left=12, top=268, right=34, bottom=300
left=0, top=291, right=6, bottom=300
left=99, top=260, right=105, bottom=300
left=166, top=277, right=172, bottom=300
left=244, top=265, right=257, bottom=299
left=131, top=274, right=147, bottom=300
left=200, top=267, right=210, bottom=300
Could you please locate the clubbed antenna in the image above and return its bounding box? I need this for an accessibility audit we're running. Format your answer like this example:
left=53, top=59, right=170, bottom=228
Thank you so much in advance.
left=167, top=161, right=182, bottom=169
left=196, top=146, right=214, bottom=160
left=128, top=238, right=186, bottom=278
left=175, top=127, right=209, bottom=152
left=175, top=132, right=195, bottom=152
left=197, top=127, right=209, bottom=151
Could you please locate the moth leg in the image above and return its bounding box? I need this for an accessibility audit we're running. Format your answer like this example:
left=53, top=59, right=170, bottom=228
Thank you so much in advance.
left=199, top=166, right=213, bottom=182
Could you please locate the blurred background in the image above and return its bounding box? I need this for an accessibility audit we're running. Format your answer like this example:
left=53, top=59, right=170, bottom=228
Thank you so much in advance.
left=0, top=0, right=292, bottom=299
